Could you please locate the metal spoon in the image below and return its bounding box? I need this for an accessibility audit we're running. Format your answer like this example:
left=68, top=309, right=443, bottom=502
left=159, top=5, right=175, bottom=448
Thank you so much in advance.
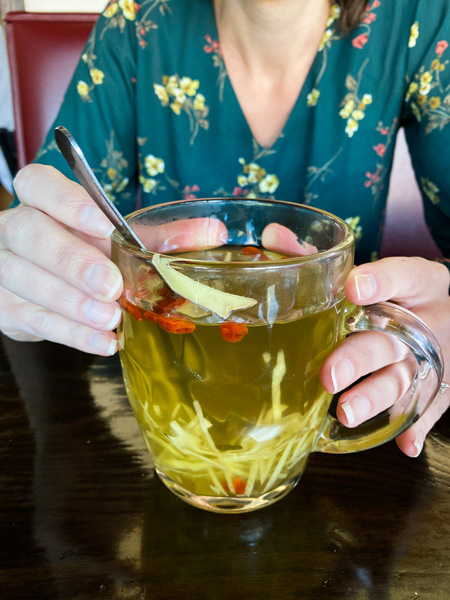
left=54, top=126, right=147, bottom=251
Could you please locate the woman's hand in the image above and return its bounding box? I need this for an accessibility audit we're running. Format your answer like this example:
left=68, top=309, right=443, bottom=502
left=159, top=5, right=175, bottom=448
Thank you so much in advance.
left=319, top=256, right=450, bottom=457
left=0, top=164, right=229, bottom=355
left=0, top=164, right=123, bottom=355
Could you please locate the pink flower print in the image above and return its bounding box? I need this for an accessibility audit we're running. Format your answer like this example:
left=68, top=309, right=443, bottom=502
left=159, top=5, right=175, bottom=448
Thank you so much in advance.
left=373, top=143, right=386, bottom=157
left=182, top=184, right=200, bottom=199
left=233, top=186, right=243, bottom=197
left=362, top=12, right=377, bottom=24
left=365, top=170, right=381, bottom=187
left=204, top=34, right=222, bottom=56
left=380, top=127, right=388, bottom=135
left=436, top=40, right=449, bottom=57
left=371, top=0, right=381, bottom=8
left=352, top=33, right=369, bottom=49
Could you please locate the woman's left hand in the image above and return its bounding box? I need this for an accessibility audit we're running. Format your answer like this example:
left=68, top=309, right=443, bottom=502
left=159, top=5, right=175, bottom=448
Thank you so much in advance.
left=319, top=256, right=450, bottom=457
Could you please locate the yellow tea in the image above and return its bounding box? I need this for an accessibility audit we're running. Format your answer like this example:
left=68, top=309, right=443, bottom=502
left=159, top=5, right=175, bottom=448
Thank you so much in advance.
left=118, top=246, right=345, bottom=509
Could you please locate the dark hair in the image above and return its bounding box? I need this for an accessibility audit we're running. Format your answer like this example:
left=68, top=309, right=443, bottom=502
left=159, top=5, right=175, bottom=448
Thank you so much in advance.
left=339, top=0, right=369, bottom=34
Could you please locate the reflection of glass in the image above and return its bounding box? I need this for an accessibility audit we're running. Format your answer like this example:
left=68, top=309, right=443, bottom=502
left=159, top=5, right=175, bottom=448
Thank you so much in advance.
left=112, top=198, right=442, bottom=513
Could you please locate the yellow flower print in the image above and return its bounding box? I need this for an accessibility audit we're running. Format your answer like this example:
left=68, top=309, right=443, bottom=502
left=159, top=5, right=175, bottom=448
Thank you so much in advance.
left=411, top=103, right=422, bottom=122
left=417, top=95, right=427, bottom=107
left=409, top=21, right=419, bottom=48
left=96, top=130, right=129, bottom=202
left=345, top=118, right=359, bottom=138
left=405, top=42, right=450, bottom=133
left=345, top=216, right=362, bottom=241
left=119, top=0, right=136, bottom=21
left=77, top=81, right=90, bottom=97
left=170, top=100, right=183, bottom=115
left=259, top=174, right=279, bottom=194
left=351, top=109, right=365, bottom=121
left=420, top=71, right=432, bottom=85
left=139, top=175, right=157, bottom=194
left=81, top=53, right=88, bottom=63
left=339, top=99, right=356, bottom=119
left=174, top=88, right=187, bottom=105
left=319, top=29, right=333, bottom=52
left=179, top=77, right=200, bottom=97
left=327, top=3, right=341, bottom=27
left=421, top=177, right=440, bottom=204
left=144, top=154, right=165, bottom=177
left=431, top=59, right=445, bottom=72
left=429, top=96, right=441, bottom=109
left=104, top=3, right=118, bottom=18
left=226, top=152, right=280, bottom=199
left=154, top=83, right=169, bottom=104
left=155, top=74, right=210, bottom=144
left=165, top=75, right=178, bottom=95
left=193, top=93, right=206, bottom=111
left=246, top=163, right=266, bottom=184
left=340, top=59, right=370, bottom=137
left=405, top=81, right=418, bottom=101
left=307, top=88, right=320, bottom=107
left=90, top=68, right=105, bottom=85
left=116, top=177, right=129, bottom=193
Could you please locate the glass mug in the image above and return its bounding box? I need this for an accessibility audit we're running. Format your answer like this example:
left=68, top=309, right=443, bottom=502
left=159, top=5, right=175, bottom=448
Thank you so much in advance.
left=111, top=198, right=443, bottom=513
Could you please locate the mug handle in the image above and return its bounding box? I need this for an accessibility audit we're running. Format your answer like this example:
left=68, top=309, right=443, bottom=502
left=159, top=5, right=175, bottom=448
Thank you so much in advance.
left=316, top=301, right=443, bottom=453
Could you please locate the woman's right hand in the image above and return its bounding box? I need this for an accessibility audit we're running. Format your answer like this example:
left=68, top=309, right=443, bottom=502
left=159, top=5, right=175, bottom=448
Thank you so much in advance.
left=0, top=164, right=123, bottom=356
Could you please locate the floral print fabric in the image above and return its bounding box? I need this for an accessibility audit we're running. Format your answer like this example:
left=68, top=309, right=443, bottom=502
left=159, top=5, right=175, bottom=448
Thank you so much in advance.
left=26, top=0, right=450, bottom=264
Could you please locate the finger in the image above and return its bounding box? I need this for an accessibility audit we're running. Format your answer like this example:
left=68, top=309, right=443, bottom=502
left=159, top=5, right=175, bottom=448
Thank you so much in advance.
left=336, top=359, right=414, bottom=427
left=0, top=207, right=123, bottom=302
left=396, top=387, right=450, bottom=457
left=320, top=330, right=409, bottom=395
left=13, top=164, right=115, bottom=239
left=0, top=250, right=121, bottom=331
left=0, top=289, right=118, bottom=356
left=261, top=223, right=318, bottom=256
left=345, top=257, right=450, bottom=308
left=134, top=217, right=228, bottom=253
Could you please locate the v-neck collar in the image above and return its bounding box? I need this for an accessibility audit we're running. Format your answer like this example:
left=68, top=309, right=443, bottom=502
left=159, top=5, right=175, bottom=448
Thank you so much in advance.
left=208, top=1, right=342, bottom=152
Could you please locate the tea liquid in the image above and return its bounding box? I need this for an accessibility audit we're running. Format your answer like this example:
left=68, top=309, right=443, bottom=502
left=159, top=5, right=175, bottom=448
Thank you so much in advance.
left=118, top=247, right=345, bottom=501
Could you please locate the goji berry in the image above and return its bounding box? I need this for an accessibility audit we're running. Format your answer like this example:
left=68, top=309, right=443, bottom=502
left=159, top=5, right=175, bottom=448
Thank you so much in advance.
left=154, top=315, right=196, bottom=334
left=242, top=246, right=269, bottom=260
left=120, top=298, right=143, bottom=321
left=219, top=322, right=248, bottom=343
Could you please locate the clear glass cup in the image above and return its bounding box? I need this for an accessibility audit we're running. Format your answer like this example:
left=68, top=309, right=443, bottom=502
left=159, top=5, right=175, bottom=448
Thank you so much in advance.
left=111, top=198, right=443, bottom=513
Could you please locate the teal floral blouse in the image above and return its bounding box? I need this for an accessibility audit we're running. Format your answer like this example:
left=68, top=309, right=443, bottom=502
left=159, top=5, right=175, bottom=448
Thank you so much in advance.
left=29, top=0, right=450, bottom=264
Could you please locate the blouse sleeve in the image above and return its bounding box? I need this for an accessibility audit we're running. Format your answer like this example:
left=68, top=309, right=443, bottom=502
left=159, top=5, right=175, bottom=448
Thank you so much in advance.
left=12, top=7, right=139, bottom=215
left=402, top=0, right=450, bottom=258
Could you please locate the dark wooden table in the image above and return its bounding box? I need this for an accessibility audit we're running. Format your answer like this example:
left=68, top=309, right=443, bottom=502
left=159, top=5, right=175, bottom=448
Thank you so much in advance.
left=1, top=334, right=450, bottom=600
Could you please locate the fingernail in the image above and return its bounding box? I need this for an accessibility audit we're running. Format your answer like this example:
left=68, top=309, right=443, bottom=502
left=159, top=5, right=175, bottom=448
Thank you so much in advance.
left=89, top=333, right=118, bottom=356
left=83, top=299, right=121, bottom=329
left=79, top=205, right=115, bottom=238
left=341, top=402, right=355, bottom=426
left=342, top=395, right=371, bottom=425
left=412, top=438, right=423, bottom=457
left=84, top=264, right=122, bottom=299
left=354, top=273, right=377, bottom=300
left=330, top=358, right=355, bottom=393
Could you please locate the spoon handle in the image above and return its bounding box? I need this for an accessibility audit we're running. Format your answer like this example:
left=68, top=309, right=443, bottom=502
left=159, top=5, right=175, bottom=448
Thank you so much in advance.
left=54, top=126, right=147, bottom=251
